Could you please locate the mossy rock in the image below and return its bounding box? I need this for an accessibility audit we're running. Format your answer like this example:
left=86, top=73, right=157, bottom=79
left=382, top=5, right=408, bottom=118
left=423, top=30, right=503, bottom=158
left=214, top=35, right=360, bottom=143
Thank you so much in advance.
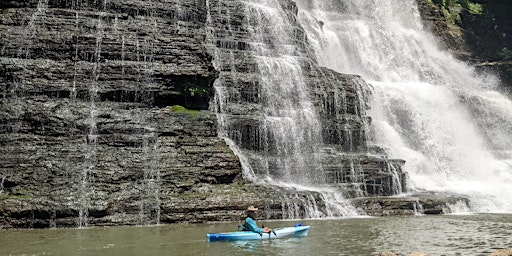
left=170, top=105, right=203, bottom=117
left=0, top=193, right=33, bottom=201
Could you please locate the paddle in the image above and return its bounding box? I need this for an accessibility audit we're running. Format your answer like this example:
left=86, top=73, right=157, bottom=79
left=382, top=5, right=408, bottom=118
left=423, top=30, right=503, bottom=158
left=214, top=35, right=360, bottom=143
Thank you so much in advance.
left=262, top=225, right=277, bottom=239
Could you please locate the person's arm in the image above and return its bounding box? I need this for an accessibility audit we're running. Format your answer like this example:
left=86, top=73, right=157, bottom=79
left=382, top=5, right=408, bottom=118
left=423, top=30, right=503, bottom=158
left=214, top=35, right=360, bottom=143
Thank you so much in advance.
left=244, top=217, right=264, bottom=234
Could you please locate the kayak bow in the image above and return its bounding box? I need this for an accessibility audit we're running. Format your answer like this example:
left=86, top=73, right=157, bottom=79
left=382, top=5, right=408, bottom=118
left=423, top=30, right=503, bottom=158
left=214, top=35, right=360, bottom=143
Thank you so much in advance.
left=206, top=225, right=310, bottom=242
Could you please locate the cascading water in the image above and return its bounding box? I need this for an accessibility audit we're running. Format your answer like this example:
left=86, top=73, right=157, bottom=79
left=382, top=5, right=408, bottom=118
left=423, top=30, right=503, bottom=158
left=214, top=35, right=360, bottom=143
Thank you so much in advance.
left=80, top=8, right=105, bottom=228
left=135, top=18, right=161, bottom=225
left=66, top=0, right=164, bottom=226
left=139, top=131, right=161, bottom=225
left=208, top=0, right=358, bottom=217
left=247, top=2, right=324, bottom=182
left=295, top=0, right=512, bottom=212
left=0, top=176, right=5, bottom=194
left=18, top=0, right=49, bottom=58
left=0, top=0, right=49, bottom=203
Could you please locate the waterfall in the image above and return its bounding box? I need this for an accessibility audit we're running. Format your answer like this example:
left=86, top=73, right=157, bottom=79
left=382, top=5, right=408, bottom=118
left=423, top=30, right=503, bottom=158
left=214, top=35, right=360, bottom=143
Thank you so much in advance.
left=68, top=0, right=163, bottom=226
left=1, top=0, right=50, bottom=213
left=208, top=0, right=358, bottom=217
left=18, top=0, right=49, bottom=58
left=295, top=0, right=512, bottom=212
left=79, top=8, right=105, bottom=228
left=242, top=0, right=324, bottom=183
left=0, top=176, right=5, bottom=194
left=133, top=15, right=161, bottom=225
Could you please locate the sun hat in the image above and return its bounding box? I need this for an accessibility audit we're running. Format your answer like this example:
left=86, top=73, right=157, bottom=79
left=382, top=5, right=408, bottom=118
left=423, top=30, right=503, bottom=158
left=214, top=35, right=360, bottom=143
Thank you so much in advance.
left=247, top=206, right=258, bottom=211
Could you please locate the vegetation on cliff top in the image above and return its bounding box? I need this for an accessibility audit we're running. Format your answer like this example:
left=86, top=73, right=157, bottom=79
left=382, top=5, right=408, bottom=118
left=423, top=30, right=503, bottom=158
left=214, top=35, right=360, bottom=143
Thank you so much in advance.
left=427, top=0, right=512, bottom=61
left=426, top=0, right=512, bottom=92
left=427, top=0, right=483, bottom=24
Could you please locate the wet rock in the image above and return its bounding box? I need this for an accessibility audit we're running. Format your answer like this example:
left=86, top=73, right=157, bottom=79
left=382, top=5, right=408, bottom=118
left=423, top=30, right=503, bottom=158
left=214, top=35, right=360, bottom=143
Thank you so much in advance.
left=208, top=0, right=407, bottom=198
left=352, top=192, right=470, bottom=216
left=0, top=0, right=408, bottom=228
left=0, top=0, right=237, bottom=228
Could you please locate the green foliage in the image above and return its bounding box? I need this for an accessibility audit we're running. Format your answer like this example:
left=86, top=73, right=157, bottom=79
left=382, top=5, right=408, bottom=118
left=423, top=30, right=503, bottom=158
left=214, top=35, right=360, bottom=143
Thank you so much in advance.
left=183, top=82, right=210, bottom=97
left=441, top=6, right=458, bottom=23
left=187, top=87, right=209, bottom=97
left=499, top=47, right=512, bottom=61
left=428, top=0, right=483, bottom=24
left=465, top=2, right=483, bottom=15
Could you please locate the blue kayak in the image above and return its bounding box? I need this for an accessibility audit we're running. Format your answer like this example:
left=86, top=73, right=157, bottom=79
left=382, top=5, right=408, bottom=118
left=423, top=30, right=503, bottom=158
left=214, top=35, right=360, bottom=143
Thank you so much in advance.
left=206, top=225, right=310, bottom=242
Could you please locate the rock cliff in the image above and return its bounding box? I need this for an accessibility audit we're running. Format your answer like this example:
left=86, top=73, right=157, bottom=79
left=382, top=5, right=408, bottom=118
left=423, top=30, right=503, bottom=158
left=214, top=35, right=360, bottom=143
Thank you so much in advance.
left=0, top=0, right=251, bottom=228
left=0, top=0, right=464, bottom=228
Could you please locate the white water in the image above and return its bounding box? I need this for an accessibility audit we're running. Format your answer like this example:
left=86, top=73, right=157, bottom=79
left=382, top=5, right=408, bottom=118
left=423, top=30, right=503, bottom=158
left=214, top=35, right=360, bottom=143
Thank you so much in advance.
left=80, top=10, right=105, bottom=228
left=295, top=0, right=512, bottom=212
left=246, top=0, right=369, bottom=216
left=208, top=0, right=359, bottom=217
left=244, top=0, right=325, bottom=184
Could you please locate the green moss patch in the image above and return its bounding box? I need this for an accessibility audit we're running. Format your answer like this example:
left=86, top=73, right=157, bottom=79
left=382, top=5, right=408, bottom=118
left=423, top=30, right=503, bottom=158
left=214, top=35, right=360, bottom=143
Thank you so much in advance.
left=171, top=105, right=202, bottom=117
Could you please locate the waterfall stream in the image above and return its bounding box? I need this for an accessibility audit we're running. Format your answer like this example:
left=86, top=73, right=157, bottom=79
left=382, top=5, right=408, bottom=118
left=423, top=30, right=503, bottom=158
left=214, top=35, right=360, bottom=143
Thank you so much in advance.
left=72, top=1, right=162, bottom=226
left=295, top=0, right=512, bottom=212
left=209, top=0, right=359, bottom=217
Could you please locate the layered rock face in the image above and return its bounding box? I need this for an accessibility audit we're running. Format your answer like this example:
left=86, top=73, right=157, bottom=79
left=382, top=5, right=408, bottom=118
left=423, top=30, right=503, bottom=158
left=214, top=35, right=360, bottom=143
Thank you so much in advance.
left=306, top=67, right=407, bottom=198
left=0, top=0, right=251, bottom=228
left=209, top=0, right=406, bottom=199
left=1, top=0, right=415, bottom=228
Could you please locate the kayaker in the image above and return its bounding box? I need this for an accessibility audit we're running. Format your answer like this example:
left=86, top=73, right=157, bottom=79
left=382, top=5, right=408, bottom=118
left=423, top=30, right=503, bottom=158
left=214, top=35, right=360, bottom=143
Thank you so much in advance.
left=240, top=206, right=272, bottom=234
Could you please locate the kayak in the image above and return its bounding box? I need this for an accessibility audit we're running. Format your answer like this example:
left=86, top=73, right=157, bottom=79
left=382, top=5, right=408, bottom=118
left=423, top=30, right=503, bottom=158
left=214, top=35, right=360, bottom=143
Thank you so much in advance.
left=206, top=225, right=310, bottom=242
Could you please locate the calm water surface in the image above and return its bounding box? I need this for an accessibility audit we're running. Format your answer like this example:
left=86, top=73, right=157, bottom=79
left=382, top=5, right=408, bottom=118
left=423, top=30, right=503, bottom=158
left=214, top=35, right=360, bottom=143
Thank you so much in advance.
left=1, top=214, right=511, bottom=256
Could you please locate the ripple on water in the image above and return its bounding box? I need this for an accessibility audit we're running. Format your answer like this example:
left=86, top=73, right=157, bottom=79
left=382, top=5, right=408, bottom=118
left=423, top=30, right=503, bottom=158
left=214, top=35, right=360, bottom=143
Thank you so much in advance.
left=1, top=215, right=511, bottom=256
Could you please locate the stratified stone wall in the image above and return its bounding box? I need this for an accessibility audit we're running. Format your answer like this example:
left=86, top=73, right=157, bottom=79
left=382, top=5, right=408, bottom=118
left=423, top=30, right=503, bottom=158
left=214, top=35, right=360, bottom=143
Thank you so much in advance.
left=0, top=0, right=250, bottom=228
left=1, top=0, right=413, bottom=228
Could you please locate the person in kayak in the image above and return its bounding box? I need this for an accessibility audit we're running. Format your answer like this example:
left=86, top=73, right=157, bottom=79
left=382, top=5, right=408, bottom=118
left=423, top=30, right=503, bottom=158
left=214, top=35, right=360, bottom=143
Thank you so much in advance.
left=240, top=206, right=272, bottom=234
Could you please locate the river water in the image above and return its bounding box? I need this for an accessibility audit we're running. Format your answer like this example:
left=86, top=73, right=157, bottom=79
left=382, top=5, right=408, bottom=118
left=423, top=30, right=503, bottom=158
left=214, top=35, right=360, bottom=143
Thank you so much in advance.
left=1, top=214, right=511, bottom=256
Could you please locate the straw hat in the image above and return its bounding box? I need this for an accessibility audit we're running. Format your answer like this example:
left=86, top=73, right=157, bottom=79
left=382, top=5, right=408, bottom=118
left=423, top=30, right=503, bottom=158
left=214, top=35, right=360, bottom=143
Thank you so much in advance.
left=247, top=206, right=258, bottom=211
